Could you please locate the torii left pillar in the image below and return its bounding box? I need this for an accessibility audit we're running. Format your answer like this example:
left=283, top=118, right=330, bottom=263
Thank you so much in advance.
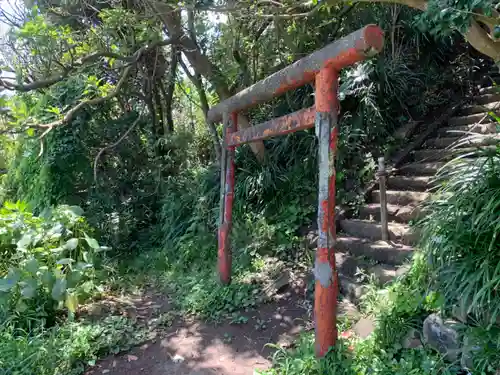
left=218, top=112, right=237, bottom=284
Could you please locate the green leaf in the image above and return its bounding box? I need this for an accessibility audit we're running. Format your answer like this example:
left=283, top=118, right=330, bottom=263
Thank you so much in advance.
left=39, top=207, right=53, bottom=219
left=17, top=234, right=33, bottom=249
left=0, top=278, right=15, bottom=292
left=50, top=247, right=64, bottom=254
left=41, top=268, right=54, bottom=287
left=84, top=233, right=99, bottom=249
left=67, top=270, right=82, bottom=287
left=68, top=206, right=84, bottom=216
left=20, top=279, right=37, bottom=298
left=4, top=201, right=17, bottom=210
left=51, top=278, right=67, bottom=301
left=45, top=106, right=61, bottom=115
left=65, top=238, right=79, bottom=250
left=26, top=128, right=35, bottom=136
left=24, top=257, right=39, bottom=274
left=6, top=268, right=21, bottom=285
left=57, top=258, right=74, bottom=265
left=15, top=299, right=28, bottom=312
left=75, top=262, right=93, bottom=270
left=65, top=292, right=78, bottom=313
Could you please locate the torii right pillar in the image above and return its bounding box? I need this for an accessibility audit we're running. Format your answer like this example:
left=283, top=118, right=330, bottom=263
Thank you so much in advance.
left=314, top=66, right=340, bottom=357
left=312, top=31, right=384, bottom=357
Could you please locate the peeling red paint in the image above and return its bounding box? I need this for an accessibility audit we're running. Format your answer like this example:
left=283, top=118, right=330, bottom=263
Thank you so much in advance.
left=316, top=68, right=338, bottom=113
left=228, top=107, right=315, bottom=146
left=315, top=246, right=338, bottom=357
left=363, top=24, right=384, bottom=53
left=218, top=112, right=238, bottom=285
left=274, top=71, right=317, bottom=98
left=218, top=223, right=231, bottom=284
left=320, top=199, right=329, bottom=233
left=314, top=66, right=339, bottom=357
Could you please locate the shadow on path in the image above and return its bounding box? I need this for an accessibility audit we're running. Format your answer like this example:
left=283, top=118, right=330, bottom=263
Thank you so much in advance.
left=85, top=276, right=311, bottom=375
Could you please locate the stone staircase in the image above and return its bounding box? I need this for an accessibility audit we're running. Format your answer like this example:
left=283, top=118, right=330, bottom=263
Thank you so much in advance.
left=335, top=75, right=500, bottom=302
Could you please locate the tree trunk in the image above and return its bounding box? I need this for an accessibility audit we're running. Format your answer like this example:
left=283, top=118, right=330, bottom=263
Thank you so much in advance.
left=179, top=59, right=222, bottom=162
left=165, top=46, right=179, bottom=133
left=149, top=1, right=266, bottom=161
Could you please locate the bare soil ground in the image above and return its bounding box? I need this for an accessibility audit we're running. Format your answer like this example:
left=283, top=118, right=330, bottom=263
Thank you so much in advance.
left=84, top=276, right=312, bottom=375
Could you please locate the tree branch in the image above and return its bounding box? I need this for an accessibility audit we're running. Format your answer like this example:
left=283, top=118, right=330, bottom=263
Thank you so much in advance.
left=38, top=63, right=134, bottom=130
left=1, top=38, right=178, bottom=93
left=28, top=38, right=180, bottom=132
left=80, top=38, right=177, bottom=64
left=179, top=58, right=221, bottom=161
left=327, top=0, right=427, bottom=11
left=149, top=0, right=266, bottom=161
left=465, top=19, right=500, bottom=61
left=165, top=46, right=179, bottom=132
left=328, top=0, right=500, bottom=61
left=93, top=113, right=142, bottom=182
left=0, top=72, right=70, bottom=92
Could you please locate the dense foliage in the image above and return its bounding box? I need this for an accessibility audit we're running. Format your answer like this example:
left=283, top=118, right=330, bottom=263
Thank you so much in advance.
left=0, top=202, right=105, bottom=329
left=419, top=139, right=500, bottom=327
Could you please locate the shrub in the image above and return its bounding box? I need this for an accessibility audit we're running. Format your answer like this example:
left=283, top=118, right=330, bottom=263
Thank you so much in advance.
left=0, top=201, right=106, bottom=329
left=418, top=141, right=500, bottom=327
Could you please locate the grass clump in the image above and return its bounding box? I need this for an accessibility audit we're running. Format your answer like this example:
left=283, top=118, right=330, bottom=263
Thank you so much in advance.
left=259, top=332, right=455, bottom=375
left=0, top=315, right=150, bottom=375
left=418, top=144, right=500, bottom=326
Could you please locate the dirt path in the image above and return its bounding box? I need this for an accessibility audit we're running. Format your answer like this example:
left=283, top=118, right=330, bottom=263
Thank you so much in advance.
left=85, top=276, right=311, bottom=375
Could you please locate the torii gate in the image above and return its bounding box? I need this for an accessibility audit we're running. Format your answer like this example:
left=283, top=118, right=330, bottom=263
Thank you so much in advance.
left=207, top=25, right=384, bottom=357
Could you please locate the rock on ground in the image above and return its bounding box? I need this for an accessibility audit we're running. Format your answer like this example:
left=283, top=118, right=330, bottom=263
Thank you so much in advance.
left=422, top=313, right=461, bottom=362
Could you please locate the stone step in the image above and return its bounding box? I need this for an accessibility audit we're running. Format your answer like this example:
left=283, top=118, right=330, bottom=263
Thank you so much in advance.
left=336, top=236, right=414, bottom=265
left=438, top=123, right=499, bottom=136
left=413, top=147, right=493, bottom=162
left=473, top=93, right=500, bottom=105
left=357, top=203, right=422, bottom=224
left=448, top=112, right=492, bottom=126
left=478, top=86, right=500, bottom=95
left=387, top=175, right=430, bottom=191
left=337, top=253, right=409, bottom=302
left=398, top=162, right=445, bottom=175
left=340, top=219, right=417, bottom=245
left=425, top=135, right=500, bottom=149
left=460, top=101, right=500, bottom=116
left=372, top=189, right=430, bottom=206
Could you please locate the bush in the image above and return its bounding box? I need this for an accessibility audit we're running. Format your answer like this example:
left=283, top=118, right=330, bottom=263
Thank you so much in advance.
left=260, top=331, right=454, bottom=375
left=418, top=141, right=500, bottom=327
left=0, top=315, right=148, bottom=375
left=0, top=201, right=106, bottom=329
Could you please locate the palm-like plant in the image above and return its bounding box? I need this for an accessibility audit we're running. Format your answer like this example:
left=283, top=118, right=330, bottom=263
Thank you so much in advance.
left=419, top=132, right=500, bottom=327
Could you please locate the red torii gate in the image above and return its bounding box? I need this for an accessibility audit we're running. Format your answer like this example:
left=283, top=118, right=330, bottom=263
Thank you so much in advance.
left=207, top=25, right=384, bottom=357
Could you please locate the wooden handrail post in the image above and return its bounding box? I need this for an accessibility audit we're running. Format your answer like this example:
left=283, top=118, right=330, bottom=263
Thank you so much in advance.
left=377, top=157, right=390, bottom=242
